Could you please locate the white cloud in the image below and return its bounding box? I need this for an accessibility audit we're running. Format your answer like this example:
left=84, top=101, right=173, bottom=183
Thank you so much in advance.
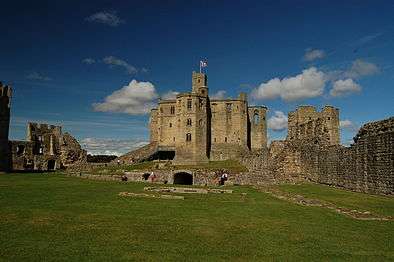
left=251, top=67, right=327, bottom=101
left=330, top=79, right=361, bottom=97
left=85, top=11, right=124, bottom=27
left=26, top=72, right=51, bottom=81
left=267, top=111, right=288, bottom=131
left=211, top=90, right=227, bottom=99
left=82, top=58, right=96, bottom=64
left=340, top=119, right=358, bottom=132
left=344, top=59, right=379, bottom=79
left=304, top=49, right=325, bottom=61
left=93, top=80, right=159, bottom=115
left=81, top=138, right=148, bottom=156
left=103, top=56, right=137, bottom=75
left=161, top=90, right=179, bottom=100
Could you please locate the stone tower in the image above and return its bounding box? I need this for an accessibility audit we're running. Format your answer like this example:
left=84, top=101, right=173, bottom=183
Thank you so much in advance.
left=0, top=82, right=12, bottom=172
left=287, top=105, right=340, bottom=146
left=173, top=72, right=209, bottom=164
left=248, top=106, right=268, bottom=150
left=321, top=105, right=340, bottom=145
left=192, top=72, right=208, bottom=97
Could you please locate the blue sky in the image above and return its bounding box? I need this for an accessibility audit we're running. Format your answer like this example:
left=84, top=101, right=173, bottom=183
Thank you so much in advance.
left=1, top=0, right=394, bottom=155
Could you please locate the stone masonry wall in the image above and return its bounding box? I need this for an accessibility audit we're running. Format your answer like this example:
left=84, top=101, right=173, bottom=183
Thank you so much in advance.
left=272, top=117, right=394, bottom=195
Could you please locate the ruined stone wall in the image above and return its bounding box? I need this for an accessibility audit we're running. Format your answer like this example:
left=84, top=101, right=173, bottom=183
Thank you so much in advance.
left=314, top=118, right=394, bottom=194
left=59, top=133, right=87, bottom=167
left=10, top=123, right=86, bottom=171
left=0, top=83, right=11, bottom=172
left=248, top=106, right=267, bottom=150
left=287, top=105, right=339, bottom=146
left=271, top=117, right=394, bottom=194
left=27, top=123, right=62, bottom=156
left=10, top=141, right=35, bottom=170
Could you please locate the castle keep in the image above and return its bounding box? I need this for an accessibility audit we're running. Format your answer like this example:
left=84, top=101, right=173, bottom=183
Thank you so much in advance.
left=149, top=71, right=267, bottom=164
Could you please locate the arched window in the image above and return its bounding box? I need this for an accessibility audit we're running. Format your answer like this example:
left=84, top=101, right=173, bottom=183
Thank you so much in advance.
left=187, top=118, right=192, bottom=126
left=169, top=123, right=172, bottom=127
left=170, top=106, right=175, bottom=114
left=199, top=119, right=203, bottom=126
left=254, top=113, right=260, bottom=125
left=186, top=133, right=192, bottom=142
left=225, top=137, right=227, bottom=142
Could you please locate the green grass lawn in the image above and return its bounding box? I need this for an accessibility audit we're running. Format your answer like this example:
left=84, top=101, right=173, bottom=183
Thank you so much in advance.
left=0, top=173, right=393, bottom=261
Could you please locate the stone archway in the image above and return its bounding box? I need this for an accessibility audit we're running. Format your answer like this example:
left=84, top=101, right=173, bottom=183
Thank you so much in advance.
left=173, top=172, right=193, bottom=185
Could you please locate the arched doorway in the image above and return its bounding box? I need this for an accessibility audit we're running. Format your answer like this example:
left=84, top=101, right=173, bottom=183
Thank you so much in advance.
left=173, top=172, right=193, bottom=185
left=47, top=160, right=56, bottom=171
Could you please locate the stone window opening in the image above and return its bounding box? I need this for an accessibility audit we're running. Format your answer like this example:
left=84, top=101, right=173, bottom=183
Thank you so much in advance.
left=226, top=103, right=232, bottom=111
left=327, top=117, right=331, bottom=120
left=169, top=123, right=172, bottom=128
left=38, top=147, right=44, bottom=155
left=199, top=119, right=203, bottom=126
left=160, top=107, right=163, bottom=113
left=173, top=137, right=175, bottom=142
left=199, top=99, right=203, bottom=108
left=214, top=138, right=216, bottom=142
left=170, top=106, right=175, bottom=114
left=187, top=99, right=192, bottom=110
left=16, top=145, right=25, bottom=156
left=38, top=135, right=43, bottom=142
left=186, top=133, right=192, bottom=142
left=254, top=113, right=260, bottom=125
left=187, top=118, right=192, bottom=126
left=225, top=137, right=227, bottom=142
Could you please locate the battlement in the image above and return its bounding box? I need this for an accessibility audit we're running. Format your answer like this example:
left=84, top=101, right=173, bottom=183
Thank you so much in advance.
left=0, top=82, right=12, bottom=98
left=27, top=122, right=62, bottom=132
left=27, top=122, right=62, bottom=142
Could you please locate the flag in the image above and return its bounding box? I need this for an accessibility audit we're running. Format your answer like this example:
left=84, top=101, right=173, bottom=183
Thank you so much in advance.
left=200, top=60, right=208, bottom=67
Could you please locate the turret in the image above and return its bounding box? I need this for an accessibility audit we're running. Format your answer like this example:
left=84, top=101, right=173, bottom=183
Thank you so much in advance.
left=192, top=71, right=208, bottom=97
left=0, top=82, right=12, bottom=172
